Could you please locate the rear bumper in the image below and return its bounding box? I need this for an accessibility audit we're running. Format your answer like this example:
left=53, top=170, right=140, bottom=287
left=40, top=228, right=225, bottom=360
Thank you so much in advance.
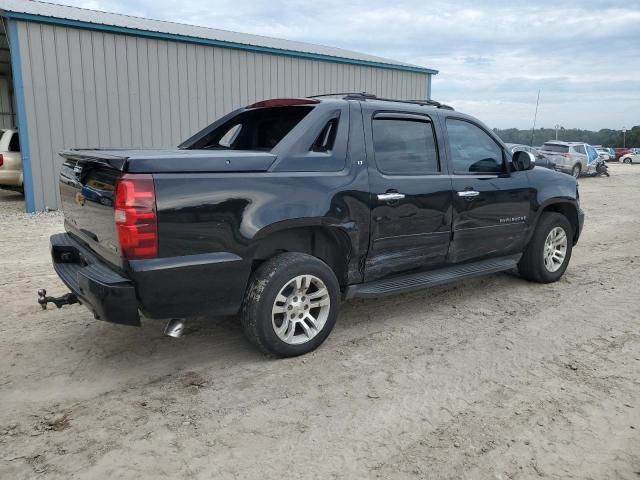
left=50, top=233, right=253, bottom=324
left=50, top=233, right=140, bottom=326
left=0, top=170, right=22, bottom=187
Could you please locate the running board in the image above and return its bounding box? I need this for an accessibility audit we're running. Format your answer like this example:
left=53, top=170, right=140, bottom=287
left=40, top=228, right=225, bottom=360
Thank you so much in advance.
left=345, top=254, right=521, bottom=299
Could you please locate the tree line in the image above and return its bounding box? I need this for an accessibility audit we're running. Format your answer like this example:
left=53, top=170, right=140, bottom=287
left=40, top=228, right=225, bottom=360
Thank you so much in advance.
left=494, top=125, right=640, bottom=148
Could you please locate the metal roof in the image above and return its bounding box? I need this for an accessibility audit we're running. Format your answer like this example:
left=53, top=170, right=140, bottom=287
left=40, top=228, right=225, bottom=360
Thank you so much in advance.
left=0, top=0, right=438, bottom=74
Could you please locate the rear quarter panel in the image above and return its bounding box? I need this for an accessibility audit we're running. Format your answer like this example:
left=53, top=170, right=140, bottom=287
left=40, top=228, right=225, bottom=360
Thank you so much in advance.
left=154, top=169, right=371, bottom=274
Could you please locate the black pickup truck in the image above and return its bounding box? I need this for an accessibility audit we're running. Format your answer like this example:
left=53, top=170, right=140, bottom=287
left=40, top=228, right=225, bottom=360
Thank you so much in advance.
left=43, top=94, right=584, bottom=357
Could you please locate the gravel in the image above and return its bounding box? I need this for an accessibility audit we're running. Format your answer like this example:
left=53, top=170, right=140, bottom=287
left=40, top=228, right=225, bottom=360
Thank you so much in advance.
left=1, top=165, right=639, bottom=479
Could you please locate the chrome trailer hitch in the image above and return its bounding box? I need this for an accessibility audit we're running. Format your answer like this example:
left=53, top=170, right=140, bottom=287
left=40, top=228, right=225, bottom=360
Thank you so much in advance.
left=37, top=289, right=79, bottom=310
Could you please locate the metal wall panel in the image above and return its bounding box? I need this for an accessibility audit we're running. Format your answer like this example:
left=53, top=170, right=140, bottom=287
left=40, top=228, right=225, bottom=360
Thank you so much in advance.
left=0, top=77, right=14, bottom=128
left=14, top=21, right=430, bottom=210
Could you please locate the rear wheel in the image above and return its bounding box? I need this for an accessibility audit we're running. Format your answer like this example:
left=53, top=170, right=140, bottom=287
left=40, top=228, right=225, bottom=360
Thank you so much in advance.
left=240, top=252, right=340, bottom=357
left=519, top=212, right=573, bottom=283
left=571, top=164, right=581, bottom=178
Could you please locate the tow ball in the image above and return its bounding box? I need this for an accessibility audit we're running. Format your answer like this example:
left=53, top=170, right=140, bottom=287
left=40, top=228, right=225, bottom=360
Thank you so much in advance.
left=37, top=289, right=79, bottom=310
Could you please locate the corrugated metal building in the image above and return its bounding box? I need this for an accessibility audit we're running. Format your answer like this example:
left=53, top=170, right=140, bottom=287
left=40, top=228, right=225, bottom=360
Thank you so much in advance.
left=0, top=0, right=438, bottom=212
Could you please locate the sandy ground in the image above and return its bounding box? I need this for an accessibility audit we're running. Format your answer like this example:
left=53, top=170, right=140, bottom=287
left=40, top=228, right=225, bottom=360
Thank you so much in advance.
left=0, top=164, right=639, bottom=479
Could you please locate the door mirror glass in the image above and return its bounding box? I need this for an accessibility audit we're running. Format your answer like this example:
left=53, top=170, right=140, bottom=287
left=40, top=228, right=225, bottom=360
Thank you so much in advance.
left=512, top=150, right=535, bottom=171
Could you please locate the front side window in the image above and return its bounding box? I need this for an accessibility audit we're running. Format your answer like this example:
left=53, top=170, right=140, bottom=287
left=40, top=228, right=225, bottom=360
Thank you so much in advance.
left=573, top=145, right=586, bottom=155
left=372, top=118, right=439, bottom=175
left=446, top=119, right=504, bottom=174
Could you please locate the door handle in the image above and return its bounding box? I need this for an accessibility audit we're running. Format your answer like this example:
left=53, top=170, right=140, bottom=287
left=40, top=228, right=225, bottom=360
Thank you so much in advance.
left=457, top=190, right=480, bottom=198
left=377, top=192, right=405, bottom=201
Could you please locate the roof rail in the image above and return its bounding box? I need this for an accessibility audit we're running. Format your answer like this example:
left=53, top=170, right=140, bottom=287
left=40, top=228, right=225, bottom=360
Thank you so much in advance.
left=308, top=92, right=378, bottom=100
left=308, top=92, right=454, bottom=110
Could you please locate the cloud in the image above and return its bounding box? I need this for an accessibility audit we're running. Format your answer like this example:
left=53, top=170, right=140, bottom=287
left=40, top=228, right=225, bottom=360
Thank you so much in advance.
left=55, top=0, right=640, bottom=129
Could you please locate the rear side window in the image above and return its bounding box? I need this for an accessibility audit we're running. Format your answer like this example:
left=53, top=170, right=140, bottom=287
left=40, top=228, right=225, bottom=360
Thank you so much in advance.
left=187, top=106, right=313, bottom=151
left=542, top=143, right=569, bottom=154
left=311, top=118, right=338, bottom=152
left=446, top=119, right=504, bottom=174
left=372, top=118, right=439, bottom=175
left=8, top=132, right=19, bottom=152
left=573, top=145, right=586, bottom=154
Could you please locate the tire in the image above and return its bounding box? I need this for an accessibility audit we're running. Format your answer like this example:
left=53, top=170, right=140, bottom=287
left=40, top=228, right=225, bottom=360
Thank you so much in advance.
left=518, top=212, right=573, bottom=283
left=571, top=164, right=581, bottom=178
left=623, top=157, right=632, bottom=164
left=240, top=252, right=340, bottom=357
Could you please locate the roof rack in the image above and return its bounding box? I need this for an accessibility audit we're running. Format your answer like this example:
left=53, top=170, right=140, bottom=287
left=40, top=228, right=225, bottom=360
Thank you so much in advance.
left=308, top=92, right=454, bottom=110
left=308, top=92, right=378, bottom=100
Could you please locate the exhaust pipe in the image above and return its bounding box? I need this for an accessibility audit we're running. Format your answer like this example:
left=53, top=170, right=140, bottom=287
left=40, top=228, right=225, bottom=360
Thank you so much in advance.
left=164, top=319, right=185, bottom=338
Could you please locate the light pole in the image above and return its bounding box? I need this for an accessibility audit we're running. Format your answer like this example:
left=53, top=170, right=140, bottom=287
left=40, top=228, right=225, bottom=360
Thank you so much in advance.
left=623, top=127, right=627, bottom=148
left=555, top=124, right=561, bottom=141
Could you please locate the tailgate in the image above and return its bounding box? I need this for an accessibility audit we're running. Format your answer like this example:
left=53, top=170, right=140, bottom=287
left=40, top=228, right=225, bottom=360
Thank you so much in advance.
left=59, top=150, right=128, bottom=268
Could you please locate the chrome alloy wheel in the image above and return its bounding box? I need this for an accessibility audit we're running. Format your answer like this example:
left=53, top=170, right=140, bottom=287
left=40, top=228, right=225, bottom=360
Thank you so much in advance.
left=271, top=275, right=331, bottom=345
left=543, top=226, right=568, bottom=273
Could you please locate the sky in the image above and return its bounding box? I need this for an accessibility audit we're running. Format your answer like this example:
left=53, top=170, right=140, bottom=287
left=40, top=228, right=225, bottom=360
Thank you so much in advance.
left=56, top=0, right=639, bottom=130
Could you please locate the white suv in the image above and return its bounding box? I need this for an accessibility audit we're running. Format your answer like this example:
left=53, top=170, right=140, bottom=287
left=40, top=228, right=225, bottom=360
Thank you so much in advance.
left=0, top=129, right=22, bottom=191
left=538, top=141, right=594, bottom=177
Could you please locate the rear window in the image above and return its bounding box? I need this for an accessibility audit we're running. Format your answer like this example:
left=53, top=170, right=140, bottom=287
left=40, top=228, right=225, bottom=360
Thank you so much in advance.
left=186, top=106, right=313, bottom=151
left=9, top=132, right=19, bottom=152
left=542, top=143, right=569, bottom=153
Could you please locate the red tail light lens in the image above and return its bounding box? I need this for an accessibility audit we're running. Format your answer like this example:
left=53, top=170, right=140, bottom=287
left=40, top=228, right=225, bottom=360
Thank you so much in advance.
left=114, top=174, right=158, bottom=259
left=0, top=153, right=4, bottom=167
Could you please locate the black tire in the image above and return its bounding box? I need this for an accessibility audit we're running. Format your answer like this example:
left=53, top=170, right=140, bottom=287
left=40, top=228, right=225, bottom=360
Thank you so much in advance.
left=571, top=164, right=581, bottom=178
left=240, top=252, right=340, bottom=357
left=518, top=212, right=573, bottom=283
left=623, top=157, right=632, bottom=164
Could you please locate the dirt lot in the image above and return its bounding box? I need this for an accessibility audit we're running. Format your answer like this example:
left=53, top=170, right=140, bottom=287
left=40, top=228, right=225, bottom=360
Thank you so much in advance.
left=1, top=164, right=639, bottom=479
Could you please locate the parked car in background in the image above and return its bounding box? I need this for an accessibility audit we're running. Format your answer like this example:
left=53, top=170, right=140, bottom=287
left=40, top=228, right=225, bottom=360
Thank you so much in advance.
left=0, top=128, right=22, bottom=192
left=614, top=148, right=631, bottom=160
left=596, top=147, right=612, bottom=161
left=538, top=141, right=594, bottom=177
left=505, top=143, right=556, bottom=170
left=586, top=144, right=599, bottom=165
left=619, top=152, right=640, bottom=164
left=607, top=147, right=616, bottom=160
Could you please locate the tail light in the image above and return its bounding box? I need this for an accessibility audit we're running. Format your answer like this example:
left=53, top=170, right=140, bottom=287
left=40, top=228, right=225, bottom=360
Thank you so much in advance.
left=114, top=174, right=158, bottom=259
left=0, top=153, right=3, bottom=167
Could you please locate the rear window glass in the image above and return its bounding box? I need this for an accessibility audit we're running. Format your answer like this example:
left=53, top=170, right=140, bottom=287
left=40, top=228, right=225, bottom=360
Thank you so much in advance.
left=542, top=143, right=569, bottom=153
left=9, top=132, right=19, bottom=152
left=186, top=106, right=313, bottom=151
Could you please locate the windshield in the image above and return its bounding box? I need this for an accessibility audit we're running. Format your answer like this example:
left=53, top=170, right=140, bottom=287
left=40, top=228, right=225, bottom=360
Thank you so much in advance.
left=183, top=106, right=313, bottom=151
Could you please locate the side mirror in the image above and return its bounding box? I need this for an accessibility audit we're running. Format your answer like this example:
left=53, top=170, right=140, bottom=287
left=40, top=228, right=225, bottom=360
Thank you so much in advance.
left=512, top=151, right=535, bottom=171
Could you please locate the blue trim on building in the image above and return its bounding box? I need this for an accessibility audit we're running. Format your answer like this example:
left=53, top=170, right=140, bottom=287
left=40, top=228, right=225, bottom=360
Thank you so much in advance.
left=6, top=18, right=35, bottom=213
left=3, top=11, right=438, bottom=75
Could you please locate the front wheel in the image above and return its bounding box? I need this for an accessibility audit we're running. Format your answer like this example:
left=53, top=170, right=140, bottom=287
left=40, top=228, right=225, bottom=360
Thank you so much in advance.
left=240, top=252, right=340, bottom=357
left=571, top=164, right=581, bottom=178
left=519, top=212, right=573, bottom=283
left=623, top=157, right=632, bottom=164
